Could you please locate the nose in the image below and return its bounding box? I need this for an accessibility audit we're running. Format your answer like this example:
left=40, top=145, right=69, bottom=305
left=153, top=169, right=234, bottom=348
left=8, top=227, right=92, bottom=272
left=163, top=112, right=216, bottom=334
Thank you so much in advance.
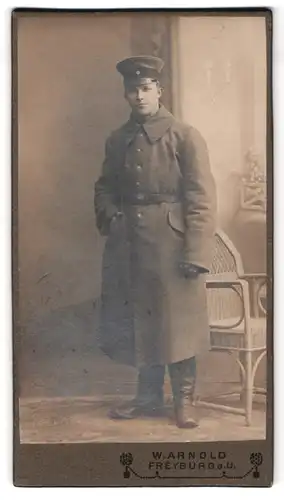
left=136, top=89, right=143, bottom=101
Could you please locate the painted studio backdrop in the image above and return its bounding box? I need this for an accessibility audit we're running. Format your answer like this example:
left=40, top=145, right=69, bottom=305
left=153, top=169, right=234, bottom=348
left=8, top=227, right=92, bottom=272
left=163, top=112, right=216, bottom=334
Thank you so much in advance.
left=17, top=13, right=267, bottom=443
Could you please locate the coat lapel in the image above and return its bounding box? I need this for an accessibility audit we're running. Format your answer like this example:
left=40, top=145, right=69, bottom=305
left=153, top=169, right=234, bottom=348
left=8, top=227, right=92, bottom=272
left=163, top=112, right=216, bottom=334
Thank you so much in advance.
left=122, top=119, right=141, bottom=146
left=122, top=105, right=174, bottom=146
left=142, top=105, right=175, bottom=143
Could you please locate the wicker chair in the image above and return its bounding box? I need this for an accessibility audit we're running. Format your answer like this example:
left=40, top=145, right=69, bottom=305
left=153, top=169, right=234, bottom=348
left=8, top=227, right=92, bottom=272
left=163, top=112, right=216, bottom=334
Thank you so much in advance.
left=195, top=229, right=268, bottom=426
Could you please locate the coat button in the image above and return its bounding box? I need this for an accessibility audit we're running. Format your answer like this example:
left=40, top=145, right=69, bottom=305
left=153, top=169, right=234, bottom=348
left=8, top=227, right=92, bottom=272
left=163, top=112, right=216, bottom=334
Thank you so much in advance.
left=136, top=181, right=140, bottom=187
left=136, top=165, right=142, bottom=170
left=137, top=212, right=142, bottom=218
left=136, top=148, right=142, bottom=152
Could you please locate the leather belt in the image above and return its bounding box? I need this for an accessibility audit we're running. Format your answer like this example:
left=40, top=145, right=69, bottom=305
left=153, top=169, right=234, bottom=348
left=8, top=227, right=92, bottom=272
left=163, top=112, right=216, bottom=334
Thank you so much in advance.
left=122, top=193, right=180, bottom=205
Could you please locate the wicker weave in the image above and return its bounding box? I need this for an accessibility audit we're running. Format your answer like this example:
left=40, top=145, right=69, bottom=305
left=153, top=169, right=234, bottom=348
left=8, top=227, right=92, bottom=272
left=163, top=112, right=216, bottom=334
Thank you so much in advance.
left=207, top=230, right=244, bottom=322
left=209, top=231, right=241, bottom=276
left=197, top=229, right=267, bottom=426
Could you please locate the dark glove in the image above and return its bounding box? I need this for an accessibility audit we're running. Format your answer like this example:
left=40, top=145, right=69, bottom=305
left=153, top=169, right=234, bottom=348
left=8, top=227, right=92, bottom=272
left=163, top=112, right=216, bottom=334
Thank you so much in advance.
left=178, top=262, right=202, bottom=279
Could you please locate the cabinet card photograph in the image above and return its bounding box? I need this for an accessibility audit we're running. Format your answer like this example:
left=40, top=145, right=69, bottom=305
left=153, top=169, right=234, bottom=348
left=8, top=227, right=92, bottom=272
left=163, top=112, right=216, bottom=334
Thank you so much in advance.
left=13, top=8, right=273, bottom=487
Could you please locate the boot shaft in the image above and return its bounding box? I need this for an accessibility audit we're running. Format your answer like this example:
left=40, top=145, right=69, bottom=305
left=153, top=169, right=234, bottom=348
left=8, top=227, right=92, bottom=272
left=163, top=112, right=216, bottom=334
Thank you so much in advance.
left=168, top=357, right=196, bottom=403
left=168, top=357, right=198, bottom=429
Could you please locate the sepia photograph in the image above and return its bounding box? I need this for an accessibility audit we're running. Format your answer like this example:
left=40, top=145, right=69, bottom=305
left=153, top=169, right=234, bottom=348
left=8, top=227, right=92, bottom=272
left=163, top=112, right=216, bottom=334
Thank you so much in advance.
left=13, top=8, right=272, bottom=486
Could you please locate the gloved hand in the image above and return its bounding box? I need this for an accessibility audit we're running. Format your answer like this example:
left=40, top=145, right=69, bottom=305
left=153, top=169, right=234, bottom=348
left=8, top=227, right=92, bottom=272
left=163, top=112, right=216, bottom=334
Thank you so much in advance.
left=178, top=262, right=202, bottom=279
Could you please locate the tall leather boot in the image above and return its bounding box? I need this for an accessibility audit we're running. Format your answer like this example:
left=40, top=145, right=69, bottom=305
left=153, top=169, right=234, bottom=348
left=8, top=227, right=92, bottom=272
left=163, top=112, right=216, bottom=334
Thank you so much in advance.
left=108, top=364, right=165, bottom=419
left=168, top=357, right=198, bottom=429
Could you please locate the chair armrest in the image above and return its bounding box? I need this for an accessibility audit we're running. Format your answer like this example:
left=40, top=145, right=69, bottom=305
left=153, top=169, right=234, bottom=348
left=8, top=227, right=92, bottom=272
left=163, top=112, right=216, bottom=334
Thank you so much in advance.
left=238, top=274, right=269, bottom=316
left=238, top=273, right=270, bottom=281
left=205, top=279, right=250, bottom=329
left=206, top=278, right=245, bottom=288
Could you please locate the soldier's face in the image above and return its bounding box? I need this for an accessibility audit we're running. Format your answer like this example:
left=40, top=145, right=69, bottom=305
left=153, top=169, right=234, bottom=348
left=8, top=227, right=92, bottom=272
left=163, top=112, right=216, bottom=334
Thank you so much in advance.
left=124, top=81, right=162, bottom=116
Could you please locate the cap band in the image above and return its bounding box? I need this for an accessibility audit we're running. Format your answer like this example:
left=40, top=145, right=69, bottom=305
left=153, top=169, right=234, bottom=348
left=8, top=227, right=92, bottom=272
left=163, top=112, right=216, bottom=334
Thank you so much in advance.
left=123, top=67, right=160, bottom=81
left=116, top=55, right=164, bottom=82
left=124, top=77, right=158, bottom=88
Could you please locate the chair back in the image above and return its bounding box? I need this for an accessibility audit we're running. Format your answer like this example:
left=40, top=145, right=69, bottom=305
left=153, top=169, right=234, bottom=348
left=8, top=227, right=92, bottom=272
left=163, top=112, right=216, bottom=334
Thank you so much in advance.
left=207, top=230, right=244, bottom=322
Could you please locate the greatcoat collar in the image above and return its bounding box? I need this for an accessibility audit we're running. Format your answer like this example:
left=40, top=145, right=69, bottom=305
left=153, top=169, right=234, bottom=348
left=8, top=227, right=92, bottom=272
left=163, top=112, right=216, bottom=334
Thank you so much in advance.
left=123, top=105, right=174, bottom=144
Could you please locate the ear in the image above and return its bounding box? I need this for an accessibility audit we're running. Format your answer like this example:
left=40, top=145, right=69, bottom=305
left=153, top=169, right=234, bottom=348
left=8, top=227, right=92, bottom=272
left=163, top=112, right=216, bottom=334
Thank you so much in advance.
left=157, top=86, right=163, bottom=98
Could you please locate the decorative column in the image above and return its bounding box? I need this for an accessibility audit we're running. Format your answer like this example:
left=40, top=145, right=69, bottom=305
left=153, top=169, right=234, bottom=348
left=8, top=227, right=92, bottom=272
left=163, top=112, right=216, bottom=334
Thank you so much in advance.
left=130, top=13, right=174, bottom=111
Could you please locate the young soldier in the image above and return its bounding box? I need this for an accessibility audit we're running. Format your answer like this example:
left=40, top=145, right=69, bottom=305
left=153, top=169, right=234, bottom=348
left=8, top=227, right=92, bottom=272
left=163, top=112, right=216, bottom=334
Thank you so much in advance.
left=94, top=55, right=217, bottom=428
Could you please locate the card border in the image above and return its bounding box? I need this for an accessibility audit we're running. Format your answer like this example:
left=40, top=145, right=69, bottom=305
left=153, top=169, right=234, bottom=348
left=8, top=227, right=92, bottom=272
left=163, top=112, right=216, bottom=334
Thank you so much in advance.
left=12, top=6, right=273, bottom=487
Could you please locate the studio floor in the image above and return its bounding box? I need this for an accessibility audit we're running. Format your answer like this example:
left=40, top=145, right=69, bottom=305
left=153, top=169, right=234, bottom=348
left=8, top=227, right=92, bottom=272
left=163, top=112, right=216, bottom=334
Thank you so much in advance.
left=18, top=300, right=266, bottom=444
left=19, top=396, right=266, bottom=444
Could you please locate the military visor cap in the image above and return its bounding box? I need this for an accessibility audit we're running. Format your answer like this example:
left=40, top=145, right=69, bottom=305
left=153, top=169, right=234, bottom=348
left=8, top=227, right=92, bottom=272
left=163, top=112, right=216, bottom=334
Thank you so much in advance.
left=116, top=55, right=164, bottom=85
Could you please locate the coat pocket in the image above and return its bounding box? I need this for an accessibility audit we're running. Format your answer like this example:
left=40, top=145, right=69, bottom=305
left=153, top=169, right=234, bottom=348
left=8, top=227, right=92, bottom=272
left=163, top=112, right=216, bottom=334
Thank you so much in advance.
left=166, top=205, right=185, bottom=236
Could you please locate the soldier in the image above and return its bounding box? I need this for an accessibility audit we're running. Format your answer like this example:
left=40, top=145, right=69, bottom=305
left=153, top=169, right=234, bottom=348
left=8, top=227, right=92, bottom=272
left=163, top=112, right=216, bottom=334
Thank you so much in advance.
left=94, top=55, right=217, bottom=428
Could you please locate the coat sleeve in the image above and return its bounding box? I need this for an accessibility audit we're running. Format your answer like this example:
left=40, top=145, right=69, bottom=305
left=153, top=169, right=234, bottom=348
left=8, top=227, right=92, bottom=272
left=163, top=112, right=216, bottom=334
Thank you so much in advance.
left=179, top=126, right=217, bottom=272
left=94, top=134, right=119, bottom=236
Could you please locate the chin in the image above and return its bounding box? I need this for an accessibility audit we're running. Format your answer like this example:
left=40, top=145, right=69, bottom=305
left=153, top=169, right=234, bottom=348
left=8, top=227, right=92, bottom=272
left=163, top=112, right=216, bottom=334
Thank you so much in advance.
left=136, top=108, right=150, bottom=115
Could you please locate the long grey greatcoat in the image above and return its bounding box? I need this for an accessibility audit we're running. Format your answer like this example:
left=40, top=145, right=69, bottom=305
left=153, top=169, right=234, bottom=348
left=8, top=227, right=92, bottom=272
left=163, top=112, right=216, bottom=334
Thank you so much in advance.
left=94, top=105, right=217, bottom=368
